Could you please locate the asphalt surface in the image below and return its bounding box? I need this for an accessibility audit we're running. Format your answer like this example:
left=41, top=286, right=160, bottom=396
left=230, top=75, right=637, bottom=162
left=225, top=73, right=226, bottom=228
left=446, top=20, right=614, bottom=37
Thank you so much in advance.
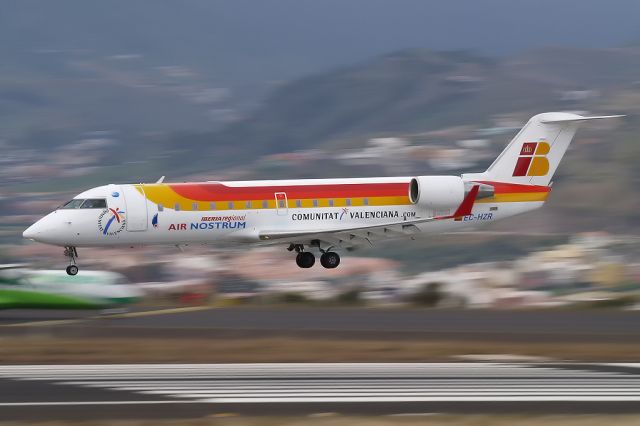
left=1, top=307, right=640, bottom=342
left=2, top=363, right=640, bottom=420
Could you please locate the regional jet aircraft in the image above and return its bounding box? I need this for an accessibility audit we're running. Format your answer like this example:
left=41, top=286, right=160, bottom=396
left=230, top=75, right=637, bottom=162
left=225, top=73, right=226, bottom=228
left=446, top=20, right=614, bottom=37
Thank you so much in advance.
left=23, top=112, right=623, bottom=275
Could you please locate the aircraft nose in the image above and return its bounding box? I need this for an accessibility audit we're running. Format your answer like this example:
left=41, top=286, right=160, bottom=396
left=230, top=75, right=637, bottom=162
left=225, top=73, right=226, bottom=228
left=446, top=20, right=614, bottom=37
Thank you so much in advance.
left=22, top=222, right=39, bottom=240
left=23, top=217, right=50, bottom=241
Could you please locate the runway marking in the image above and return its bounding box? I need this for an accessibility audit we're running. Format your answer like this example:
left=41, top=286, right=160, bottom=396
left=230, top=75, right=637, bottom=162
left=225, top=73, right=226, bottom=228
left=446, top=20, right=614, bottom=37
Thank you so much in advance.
left=388, top=413, right=440, bottom=416
left=3, top=363, right=640, bottom=406
left=308, top=412, right=338, bottom=417
left=1, top=318, right=84, bottom=327
left=102, top=306, right=214, bottom=319
left=0, top=306, right=215, bottom=327
left=0, top=401, right=199, bottom=406
left=197, top=396, right=640, bottom=402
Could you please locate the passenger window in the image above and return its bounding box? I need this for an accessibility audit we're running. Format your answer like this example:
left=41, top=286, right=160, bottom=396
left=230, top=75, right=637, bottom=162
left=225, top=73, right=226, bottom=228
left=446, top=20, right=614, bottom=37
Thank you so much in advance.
left=364, top=198, right=369, bottom=206
left=210, top=202, right=216, bottom=210
left=329, top=199, right=334, bottom=207
left=80, top=199, right=107, bottom=209
left=175, top=203, right=181, bottom=211
left=313, top=199, right=318, bottom=207
left=60, top=199, right=85, bottom=209
left=246, top=201, right=252, bottom=209
left=192, top=202, right=198, bottom=211
left=346, top=199, right=352, bottom=206
left=279, top=200, right=285, bottom=208
left=262, top=200, right=268, bottom=209
left=228, top=201, right=234, bottom=209
left=296, top=200, right=302, bottom=208
left=158, top=204, right=164, bottom=212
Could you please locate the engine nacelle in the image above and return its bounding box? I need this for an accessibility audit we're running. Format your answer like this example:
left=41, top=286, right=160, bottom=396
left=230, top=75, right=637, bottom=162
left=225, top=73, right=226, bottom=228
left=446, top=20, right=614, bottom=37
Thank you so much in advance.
left=409, top=176, right=465, bottom=210
left=409, top=176, right=495, bottom=210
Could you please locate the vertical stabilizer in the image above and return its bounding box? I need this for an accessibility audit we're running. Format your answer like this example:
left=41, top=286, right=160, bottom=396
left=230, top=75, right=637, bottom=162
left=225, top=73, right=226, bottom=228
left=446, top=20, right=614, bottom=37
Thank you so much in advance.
left=464, top=112, right=623, bottom=186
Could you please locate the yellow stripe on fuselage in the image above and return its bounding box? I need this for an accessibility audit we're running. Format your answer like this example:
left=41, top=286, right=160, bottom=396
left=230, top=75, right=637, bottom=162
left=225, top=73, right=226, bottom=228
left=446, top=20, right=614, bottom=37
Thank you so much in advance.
left=475, top=192, right=549, bottom=203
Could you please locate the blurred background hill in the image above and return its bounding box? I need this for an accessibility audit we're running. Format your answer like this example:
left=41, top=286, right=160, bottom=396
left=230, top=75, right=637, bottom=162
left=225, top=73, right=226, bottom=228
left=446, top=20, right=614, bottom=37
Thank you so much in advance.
left=2, top=0, right=640, bottom=307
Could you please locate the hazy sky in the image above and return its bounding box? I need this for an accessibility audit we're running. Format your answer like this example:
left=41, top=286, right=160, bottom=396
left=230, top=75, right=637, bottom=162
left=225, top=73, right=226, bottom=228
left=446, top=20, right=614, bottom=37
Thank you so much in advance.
left=3, top=0, right=640, bottom=84
left=214, top=0, right=640, bottom=55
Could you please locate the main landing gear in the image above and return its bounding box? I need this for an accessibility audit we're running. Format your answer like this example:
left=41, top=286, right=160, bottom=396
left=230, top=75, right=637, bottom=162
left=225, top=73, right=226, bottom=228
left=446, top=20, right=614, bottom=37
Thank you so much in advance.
left=295, top=251, right=315, bottom=268
left=288, top=243, right=341, bottom=269
left=320, top=251, right=340, bottom=269
left=64, top=246, right=79, bottom=276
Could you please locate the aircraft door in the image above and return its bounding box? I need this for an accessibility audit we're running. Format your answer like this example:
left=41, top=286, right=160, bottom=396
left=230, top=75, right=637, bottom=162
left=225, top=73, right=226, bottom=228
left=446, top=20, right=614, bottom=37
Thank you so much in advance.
left=121, top=185, right=148, bottom=231
left=274, top=192, right=288, bottom=216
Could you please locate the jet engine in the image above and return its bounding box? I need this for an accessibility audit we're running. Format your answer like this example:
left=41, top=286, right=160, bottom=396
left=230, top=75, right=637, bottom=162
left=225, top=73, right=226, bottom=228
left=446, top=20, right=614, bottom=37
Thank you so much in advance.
left=408, top=176, right=494, bottom=210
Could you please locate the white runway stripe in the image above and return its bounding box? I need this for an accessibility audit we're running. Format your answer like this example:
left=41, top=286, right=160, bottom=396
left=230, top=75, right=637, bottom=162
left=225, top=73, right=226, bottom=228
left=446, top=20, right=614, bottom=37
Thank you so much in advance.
left=196, top=396, right=640, bottom=403
left=102, top=384, right=640, bottom=391
left=2, top=363, right=639, bottom=404
left=0, top=363, right=621, bottom=377
left=61, top=377, right=640, bottom=388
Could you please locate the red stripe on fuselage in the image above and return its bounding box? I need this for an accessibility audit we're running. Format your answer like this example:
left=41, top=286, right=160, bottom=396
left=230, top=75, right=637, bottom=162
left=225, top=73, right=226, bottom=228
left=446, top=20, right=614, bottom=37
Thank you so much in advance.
left=168, top=182, right=410, bottom=201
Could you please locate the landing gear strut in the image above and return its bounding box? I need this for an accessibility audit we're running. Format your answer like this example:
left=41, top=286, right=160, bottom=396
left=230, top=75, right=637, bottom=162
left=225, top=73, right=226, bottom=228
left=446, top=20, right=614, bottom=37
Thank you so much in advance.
left=64, top=246, right=79, bottom=276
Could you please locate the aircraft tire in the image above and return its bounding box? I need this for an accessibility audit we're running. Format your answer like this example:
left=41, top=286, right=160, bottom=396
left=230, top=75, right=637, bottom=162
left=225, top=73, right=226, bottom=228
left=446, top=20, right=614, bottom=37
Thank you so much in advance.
left=296, top=252, right=315, bottom=268
left=320, top=252, right=340, bottom=269
left=66, top=265, right=79, bottom=276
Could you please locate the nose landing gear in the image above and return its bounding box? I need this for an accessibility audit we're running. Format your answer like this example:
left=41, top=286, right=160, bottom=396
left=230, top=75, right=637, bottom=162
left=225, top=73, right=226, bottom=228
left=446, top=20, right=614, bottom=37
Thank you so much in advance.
left=64, top=246, right=79, bottom=276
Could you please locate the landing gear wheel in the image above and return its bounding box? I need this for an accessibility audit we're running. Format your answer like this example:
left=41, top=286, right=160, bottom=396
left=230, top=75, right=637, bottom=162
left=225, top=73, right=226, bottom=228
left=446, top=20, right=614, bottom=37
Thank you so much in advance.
left=295, top=252, right=315, bottom=268
left=64, top=246, right=79, bottom=275
left=320, top=252, right=340, bottom=269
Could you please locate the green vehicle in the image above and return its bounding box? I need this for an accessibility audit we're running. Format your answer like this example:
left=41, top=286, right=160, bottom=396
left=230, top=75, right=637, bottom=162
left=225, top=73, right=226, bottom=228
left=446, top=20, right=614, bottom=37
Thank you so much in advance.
left=0, top=265, right=141, bottom=309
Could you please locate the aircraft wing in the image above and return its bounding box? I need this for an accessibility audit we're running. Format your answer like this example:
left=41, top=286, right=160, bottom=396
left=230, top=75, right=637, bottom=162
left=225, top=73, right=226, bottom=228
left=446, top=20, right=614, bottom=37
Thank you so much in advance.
left=258, top=185, right=479, bottom=250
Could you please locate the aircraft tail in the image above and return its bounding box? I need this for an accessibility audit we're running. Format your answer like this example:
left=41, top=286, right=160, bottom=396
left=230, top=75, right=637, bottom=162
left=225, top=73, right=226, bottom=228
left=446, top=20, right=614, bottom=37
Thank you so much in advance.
left=464, top=112, right=623, bottom=186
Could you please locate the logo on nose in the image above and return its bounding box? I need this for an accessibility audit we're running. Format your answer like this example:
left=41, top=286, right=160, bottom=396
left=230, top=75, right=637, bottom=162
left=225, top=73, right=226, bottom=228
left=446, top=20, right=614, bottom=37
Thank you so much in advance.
left=98, top=207, right=126, bottom=236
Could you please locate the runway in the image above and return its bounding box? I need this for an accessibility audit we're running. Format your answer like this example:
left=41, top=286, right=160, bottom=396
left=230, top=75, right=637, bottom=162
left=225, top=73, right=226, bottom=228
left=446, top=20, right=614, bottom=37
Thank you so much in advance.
left=2, top=363, right=640, bottom=420
left=2, top=307, right=640, bottom=342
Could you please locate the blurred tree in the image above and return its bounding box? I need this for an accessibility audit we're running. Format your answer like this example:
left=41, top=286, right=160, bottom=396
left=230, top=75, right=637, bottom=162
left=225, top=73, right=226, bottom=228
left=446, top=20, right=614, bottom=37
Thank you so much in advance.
left=411, top=282, right=444, bottom=307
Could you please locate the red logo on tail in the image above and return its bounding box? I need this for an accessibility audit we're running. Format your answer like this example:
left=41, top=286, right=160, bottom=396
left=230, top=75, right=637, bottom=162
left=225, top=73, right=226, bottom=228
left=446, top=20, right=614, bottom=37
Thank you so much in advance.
left=513, top=141, right=550, bottom=176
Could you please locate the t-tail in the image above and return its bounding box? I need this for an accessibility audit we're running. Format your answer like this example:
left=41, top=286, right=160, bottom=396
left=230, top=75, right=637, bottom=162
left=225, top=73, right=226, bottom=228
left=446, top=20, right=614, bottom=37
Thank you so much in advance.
left=463, top=112, right=624, bottom=187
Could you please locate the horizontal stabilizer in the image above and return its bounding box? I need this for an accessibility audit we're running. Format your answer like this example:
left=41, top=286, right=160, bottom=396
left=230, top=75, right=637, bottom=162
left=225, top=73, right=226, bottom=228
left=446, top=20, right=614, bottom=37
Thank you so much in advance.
left=540, top=114, right=625, bottom=124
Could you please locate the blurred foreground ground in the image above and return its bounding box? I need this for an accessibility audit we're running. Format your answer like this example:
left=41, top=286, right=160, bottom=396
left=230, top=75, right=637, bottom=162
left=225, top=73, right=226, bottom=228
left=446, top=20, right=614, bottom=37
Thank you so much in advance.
left=3, top=415, right=640, bottom=426
left=2, top=336, right=640, bottom=364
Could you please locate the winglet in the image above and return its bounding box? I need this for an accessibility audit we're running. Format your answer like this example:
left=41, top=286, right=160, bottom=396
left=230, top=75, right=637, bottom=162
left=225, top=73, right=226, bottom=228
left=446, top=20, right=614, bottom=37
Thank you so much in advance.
left=453, top=185, right=479, bottom=218
left=156, top=176, right=166, bottom=184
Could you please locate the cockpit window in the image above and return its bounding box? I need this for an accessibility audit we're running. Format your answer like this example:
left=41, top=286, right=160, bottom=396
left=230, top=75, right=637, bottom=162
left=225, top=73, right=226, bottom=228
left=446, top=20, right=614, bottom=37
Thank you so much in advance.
left=80, top=199, right=107, bottom=209
left=59, top=199, right=107, bottom=209
left=60, top=199, right=85, bottom=209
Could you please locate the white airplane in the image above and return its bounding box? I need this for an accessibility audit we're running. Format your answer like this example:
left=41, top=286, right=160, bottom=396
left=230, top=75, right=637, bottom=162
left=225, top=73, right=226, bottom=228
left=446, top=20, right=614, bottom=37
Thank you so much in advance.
left=23, top=112, right=623, bottom=275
